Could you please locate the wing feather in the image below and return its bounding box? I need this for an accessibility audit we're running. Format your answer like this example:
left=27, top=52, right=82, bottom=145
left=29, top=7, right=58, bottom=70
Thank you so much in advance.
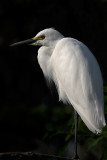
left=50, top=38, right=106, bottom=133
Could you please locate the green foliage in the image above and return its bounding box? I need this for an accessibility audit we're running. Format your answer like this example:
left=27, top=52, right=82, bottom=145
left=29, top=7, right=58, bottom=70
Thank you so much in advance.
left=41, top=85, right=107, bottom=159
left=0, top=85, right=106, bottom=158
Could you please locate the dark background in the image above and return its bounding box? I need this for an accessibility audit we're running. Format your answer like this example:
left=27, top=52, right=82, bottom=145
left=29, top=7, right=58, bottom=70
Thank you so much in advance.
left=0, top=0, right=107, bottom=160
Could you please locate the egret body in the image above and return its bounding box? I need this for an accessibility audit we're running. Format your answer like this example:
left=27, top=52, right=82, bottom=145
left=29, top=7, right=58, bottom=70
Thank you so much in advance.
left=11, top=28, right=106, bottom=159
left=33, top=28, right=106, bottom=133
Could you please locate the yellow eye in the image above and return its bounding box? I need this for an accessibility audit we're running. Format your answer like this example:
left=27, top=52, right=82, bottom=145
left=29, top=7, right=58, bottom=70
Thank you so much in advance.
left=33, top=35, right=45, bottom=41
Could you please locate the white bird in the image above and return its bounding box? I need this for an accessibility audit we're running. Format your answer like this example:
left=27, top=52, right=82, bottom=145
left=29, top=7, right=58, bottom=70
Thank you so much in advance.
left=10, top=28, right=106, bottom=158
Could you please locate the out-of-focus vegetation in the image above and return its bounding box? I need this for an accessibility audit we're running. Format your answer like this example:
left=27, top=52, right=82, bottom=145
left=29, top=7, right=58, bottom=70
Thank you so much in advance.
left=0, top=85, right=106, bottom=159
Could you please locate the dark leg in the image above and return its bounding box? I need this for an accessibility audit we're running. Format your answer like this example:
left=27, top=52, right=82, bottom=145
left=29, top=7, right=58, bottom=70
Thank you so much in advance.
left=73, top=110, right=79, bottom=160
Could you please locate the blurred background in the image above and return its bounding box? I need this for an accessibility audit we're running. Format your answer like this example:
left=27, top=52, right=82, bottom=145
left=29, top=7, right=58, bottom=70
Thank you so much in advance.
left=0, top=0, right=107, bottom=159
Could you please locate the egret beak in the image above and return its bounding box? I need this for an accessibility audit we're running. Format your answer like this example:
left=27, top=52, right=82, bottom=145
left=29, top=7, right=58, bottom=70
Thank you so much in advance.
left=10, top=36, right=39, bottom=47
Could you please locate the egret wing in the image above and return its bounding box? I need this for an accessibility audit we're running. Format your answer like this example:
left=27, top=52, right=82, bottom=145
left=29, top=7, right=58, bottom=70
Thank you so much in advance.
left=51, top=38, right=106, bottom=133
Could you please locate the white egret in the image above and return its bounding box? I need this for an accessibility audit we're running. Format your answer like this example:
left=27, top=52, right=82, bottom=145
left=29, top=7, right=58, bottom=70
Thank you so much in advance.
left=10, top=28, right=106, bottom=159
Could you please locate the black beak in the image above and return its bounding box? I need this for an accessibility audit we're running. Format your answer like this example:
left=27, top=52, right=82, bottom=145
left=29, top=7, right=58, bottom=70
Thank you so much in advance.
left=10, top=38, right=36, bottom=47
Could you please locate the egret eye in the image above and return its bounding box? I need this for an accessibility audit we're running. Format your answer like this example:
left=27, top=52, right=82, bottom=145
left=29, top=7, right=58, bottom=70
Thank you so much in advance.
left=40, top=35, right=45, bottom=40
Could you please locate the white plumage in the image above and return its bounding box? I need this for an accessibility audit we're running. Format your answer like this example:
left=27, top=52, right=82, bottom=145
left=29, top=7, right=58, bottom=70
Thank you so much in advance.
left=36, top=28, right=106, bottom=134
left=11, top=28, right=106, bottom=134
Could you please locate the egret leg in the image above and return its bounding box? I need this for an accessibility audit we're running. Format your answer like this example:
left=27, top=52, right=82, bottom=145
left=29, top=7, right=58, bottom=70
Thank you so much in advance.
left=73, top=110, right=79, bottom=160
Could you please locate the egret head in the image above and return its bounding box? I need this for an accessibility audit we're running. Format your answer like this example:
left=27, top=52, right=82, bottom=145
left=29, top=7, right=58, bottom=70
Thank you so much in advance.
left=10, top=28, right=64, bottom=47
left=32, top=28, right=64, bottom=46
